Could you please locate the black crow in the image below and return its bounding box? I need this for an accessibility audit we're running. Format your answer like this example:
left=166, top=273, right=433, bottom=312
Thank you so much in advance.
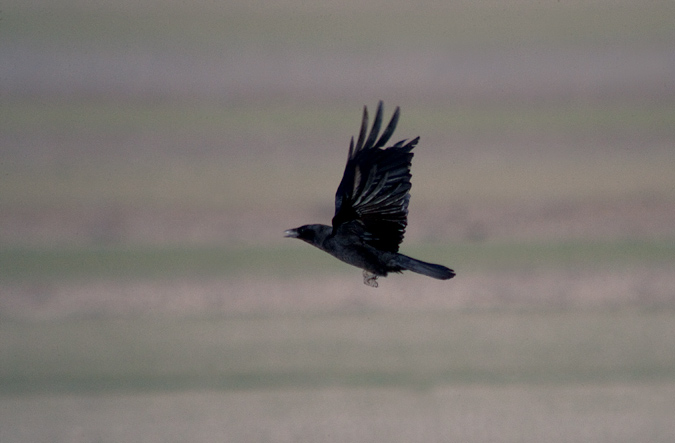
left=284, top=102, right=455, bottom=287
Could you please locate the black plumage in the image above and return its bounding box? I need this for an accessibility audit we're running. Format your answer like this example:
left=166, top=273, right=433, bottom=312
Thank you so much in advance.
left=284, top=102, right=455, bottom=287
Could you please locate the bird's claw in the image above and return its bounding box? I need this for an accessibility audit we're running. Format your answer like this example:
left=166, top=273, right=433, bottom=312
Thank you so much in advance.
left=362, top=270, right=379, bottom=288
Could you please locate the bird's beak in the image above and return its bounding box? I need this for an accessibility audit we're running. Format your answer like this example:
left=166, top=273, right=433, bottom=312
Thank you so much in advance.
left=284, top=229, right=299, bottom=238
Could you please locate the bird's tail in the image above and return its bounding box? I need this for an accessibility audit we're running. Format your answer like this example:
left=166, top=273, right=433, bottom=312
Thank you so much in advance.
left=394, top=254, right=455, bottom=280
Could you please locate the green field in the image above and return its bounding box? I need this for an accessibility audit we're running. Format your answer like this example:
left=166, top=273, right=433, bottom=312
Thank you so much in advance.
left=3, top=309, right=675, bottom=394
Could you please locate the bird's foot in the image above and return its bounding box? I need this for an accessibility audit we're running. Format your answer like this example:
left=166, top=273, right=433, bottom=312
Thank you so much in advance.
left=362, top=270, right=379, bottom=288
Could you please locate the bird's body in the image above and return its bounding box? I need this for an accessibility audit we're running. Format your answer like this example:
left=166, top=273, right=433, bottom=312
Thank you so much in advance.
left=285, top=102, right=455, bottom=287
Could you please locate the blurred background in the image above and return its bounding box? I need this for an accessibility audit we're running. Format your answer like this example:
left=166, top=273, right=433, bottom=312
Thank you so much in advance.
left=1, top=1, right=674, bottom=442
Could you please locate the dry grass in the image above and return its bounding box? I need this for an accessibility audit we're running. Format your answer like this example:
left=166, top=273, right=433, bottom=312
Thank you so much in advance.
left=3, top=383, right=675, bottom=443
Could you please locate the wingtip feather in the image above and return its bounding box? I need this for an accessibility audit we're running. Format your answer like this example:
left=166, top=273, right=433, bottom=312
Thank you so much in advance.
left=363, top=102, right=384, bottom=151
left=354, top=106, right=369, bottom=153
left=374, top=106, right=400, bottom=149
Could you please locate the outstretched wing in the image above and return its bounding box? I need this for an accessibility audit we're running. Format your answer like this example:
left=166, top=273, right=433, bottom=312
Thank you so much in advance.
left=332, top=101, right=418, bottom=253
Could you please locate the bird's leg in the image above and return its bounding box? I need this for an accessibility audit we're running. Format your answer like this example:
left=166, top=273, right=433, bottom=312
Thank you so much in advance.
left=362, top=270, right=379, bottom=288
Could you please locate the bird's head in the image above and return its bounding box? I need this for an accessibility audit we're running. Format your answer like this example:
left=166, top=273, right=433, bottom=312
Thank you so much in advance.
left=284, top=224, right=331, bottom=246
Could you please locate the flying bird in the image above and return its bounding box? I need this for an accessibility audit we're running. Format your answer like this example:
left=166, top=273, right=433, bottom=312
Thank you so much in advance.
left=284, top=102, right=455, bottom=287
